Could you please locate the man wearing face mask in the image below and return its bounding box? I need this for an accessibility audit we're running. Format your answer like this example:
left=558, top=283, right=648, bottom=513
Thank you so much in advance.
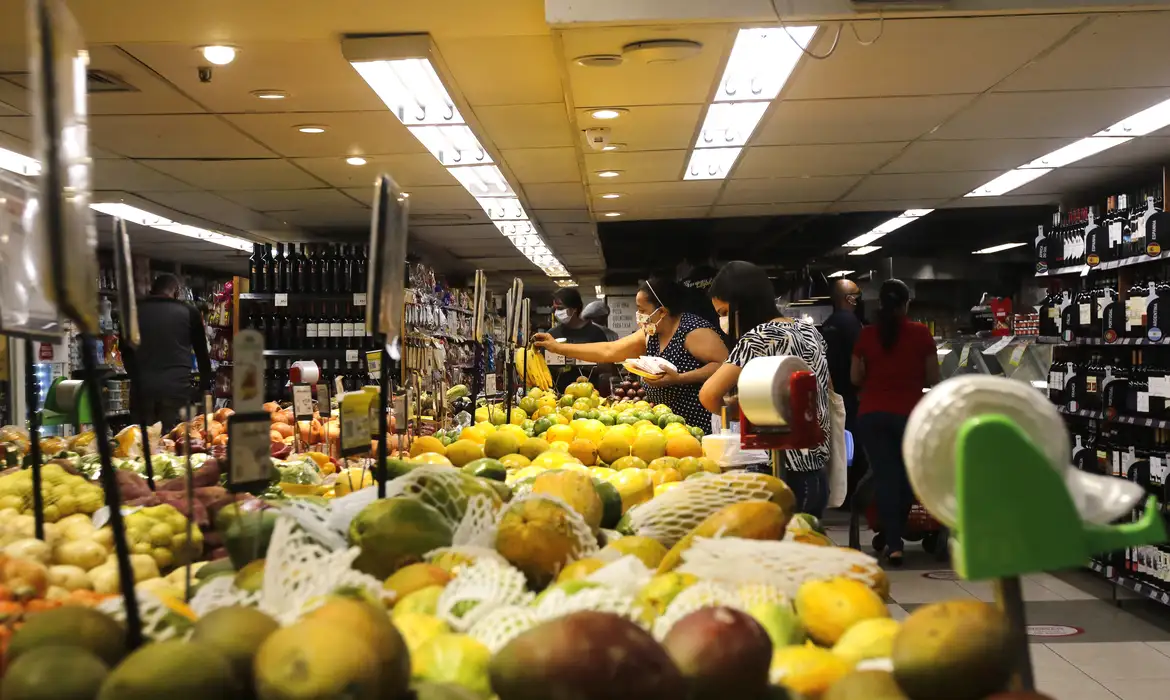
left=821, top=278, right=866, bottom=508
left=547, top=287, right=612, bottom=394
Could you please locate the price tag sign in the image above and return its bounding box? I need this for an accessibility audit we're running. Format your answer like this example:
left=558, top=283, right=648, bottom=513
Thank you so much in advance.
left=367, top=350, right=382, bottom=376
left=485, top=373, right=497, bottom=394
left=225, top=411, right=274, bottom=493
left=316, top=382, right=331, bottom=418
left=1009, top=342, right=1030, bottom=367
left=545, top=351, right=566, bottom=366
left=334, top=376, right=345, bottom=396
left=353, top=293, right=367, bottom=306
left=339, top=392, right=373, bottom=457
left=346, top=349, right=359, bottom=363
left=232, top=330, right=265, bottom=413
left=274, top=293, right=288, bottom=307
left=958, top=345, right=970, bottom=368
left=393, top=393, right=407, bottom=427
left=292, top=384, right=314, bottom=420
left=982, top=335, right=1014, bottom=355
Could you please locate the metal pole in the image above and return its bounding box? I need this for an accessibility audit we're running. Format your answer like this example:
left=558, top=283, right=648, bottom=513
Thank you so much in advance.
left=376, top=339, right=389, bottom=499
left=993, top=576, right=1035, bottom=692
left=23, top=339, right=44, bottom=541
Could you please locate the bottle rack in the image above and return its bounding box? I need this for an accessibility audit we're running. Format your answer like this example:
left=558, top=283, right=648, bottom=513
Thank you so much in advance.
left=1039, top=170, right=1170, bottom=604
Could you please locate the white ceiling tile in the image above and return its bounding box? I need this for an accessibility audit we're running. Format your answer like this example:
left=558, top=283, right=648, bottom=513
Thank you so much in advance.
left=560, top=25, right=733, bottom=107
left=146, top=159, right=327, bottom=190
left=590, top=181, right=722, bottom=208
left=719, top=176, right=859, bottom=205
left=926, top=88, right=1170, bottom=140
left=575, top=105, right=702, bottom=152
left=617, top=206, right=709, bottom=220
left=533, top=209, right=592, bottom=223
left=272, top=207, right=372, bottom=228
left=473, top=103, right=573, bottom=149
left=754, top=95, right=973, bottom=146
left=295, top=154, right=456, bottom=189
left=734, top=142, right=908, bottom=179
left=414, top=224, right=502, bottom=241
left=521, top=182, right=588, bottom=209
left=997, top=12, right=1170, bottom=93
left=218, top=188, right=353, bottom=211
left=1012, top=165, right=1135, bottom=197
left=131, top=191, right=278, bottom=231
left=224, top=111, right=424, bottom=158
left=439, top=35, right=564, bottom=106
left=827, top=199, right=948, bottom=213
left=711, top=203, right=829, bottom=217
left=541, top=221, right=597, bottom=239
left=91, top=114, right=276, bottom=158
left=942, top=194, right=1059, bottom=209
left=877, top=138, right=1071, bottom=174
left=93, top=159, right=194, bottom=191
left=844, top=172, right=999, bottom=201
left=786, top=15, right=1086, bottom=100
left=501, top=147, right=580, bottom=184
left=342, top=185, right=477, bottom=212
left=583, top=150, right=686, bottom=184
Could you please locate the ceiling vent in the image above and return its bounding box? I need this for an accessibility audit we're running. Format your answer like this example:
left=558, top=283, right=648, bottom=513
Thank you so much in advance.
left=621, top=39, right=703, bottom=64
left=574, top=54, right=623, bottom=68
left=0, top=69, right=137, bottom=93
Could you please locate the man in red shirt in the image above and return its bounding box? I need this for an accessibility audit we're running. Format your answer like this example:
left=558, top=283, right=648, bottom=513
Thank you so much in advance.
left=850, top=279, right=940, bottom=565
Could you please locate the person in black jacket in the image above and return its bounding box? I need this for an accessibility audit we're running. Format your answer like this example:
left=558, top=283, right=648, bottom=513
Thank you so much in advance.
left=821, top=278, right=866, bottom=508
left=122, top=274, right=212, bottom=429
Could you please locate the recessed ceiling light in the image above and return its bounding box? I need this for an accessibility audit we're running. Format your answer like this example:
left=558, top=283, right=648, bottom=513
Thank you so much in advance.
left=596, top=170, right=622, bottom=178
left=200, top=45, right=237, bottom=65
left=574, top=54, right=623, bottom=68
left=251, top=89, right=287, bottom=100
left=600, top=193, right=622, bottom=199
left=590, top=109, right=627, bottom=120
left=603, top=212, right=622, bottom=217
left=296, top=125, right=327, bottom=134
left=601, top=143, right=626, bottom=152
left=346, top=156, right=367, bottom=166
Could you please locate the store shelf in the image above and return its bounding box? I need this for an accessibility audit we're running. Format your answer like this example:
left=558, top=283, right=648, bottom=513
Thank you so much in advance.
left=1037, top=250, right=1170, bottom=277
left=1057, top=406, right=1170, bottom=429
left=1089, top=560, right=1170, bottom=606
left=240, top=293, right=363, bottom=303
left=1076, top=337, right=1170, bottom=346
left=262, top=349, right=357, bottom=358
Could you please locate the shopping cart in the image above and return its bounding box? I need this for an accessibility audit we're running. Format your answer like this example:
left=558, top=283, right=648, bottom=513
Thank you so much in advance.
left=848, top=470, right=949, bottom=560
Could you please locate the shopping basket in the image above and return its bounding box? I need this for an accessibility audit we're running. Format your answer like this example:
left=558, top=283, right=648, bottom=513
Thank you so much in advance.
left=848, top=470, right=949, bottom=559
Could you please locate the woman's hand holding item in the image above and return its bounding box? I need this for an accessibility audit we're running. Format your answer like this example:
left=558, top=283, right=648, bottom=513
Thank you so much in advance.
left=644, top=365, right=680, bottom=387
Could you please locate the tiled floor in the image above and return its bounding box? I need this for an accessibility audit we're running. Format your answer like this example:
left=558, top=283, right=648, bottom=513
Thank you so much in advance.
left=822, top=515, right=1170, bottom=700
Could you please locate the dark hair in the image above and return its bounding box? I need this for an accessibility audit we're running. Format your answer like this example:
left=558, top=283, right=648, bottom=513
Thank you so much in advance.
left=638, top=276, right=686, bottom=315
left=552, top=287, right=584, bottom=312
left=151, top=273, right=181, bottom=297
left=708, top=261, right=779, bottom=339
left=877, top=279, right=911, bottom=350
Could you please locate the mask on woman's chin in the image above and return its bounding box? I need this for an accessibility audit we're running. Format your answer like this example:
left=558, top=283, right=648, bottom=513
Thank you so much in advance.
left=641, top=323, right=658, bottom=336
left=554, top=309, right=571, bottom=324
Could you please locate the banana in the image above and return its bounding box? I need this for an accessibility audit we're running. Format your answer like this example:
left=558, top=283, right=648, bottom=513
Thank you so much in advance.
left=514, top=346, right=553, bottom=390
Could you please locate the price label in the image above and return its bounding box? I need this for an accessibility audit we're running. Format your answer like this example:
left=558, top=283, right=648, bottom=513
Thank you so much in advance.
left=334, top=376, right=345, bottom=396
left=316, top=382, right=331, bottom=418
left=225, top=411, right=274, bottom=493
left=203, top=393, right=213, bottom=423
left=485, top=373, right=497, bottom=394
left=958, top=345, right=970, bottom=368
left=545, top=351, right=566, bottom=366
left=1009, top=342, right=1030, bottom=367
left=339, top=392, right=373, bottom=457
left=292, top=384, right=314, bottom=420
left=274, top=293, right=288, bottom=307
left=346, top=349, right=359, bottom=363
left=232, top=330, right=265, bottom=413
left=982, top=335, right=1013, bottom=355
left=367, top=350, right=382, bottom=376
left=353, top=293, right=367, bottom=306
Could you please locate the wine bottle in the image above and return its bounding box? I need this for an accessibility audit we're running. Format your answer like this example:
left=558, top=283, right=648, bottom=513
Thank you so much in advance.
left=257, top=245, right=270, bottom=293
left=305, top=302, right=318, bottom=350
left=249, top=244, right=262, bottom=291
left=291, top=243, right=305, bottom=292
left=329, top=303, right=344, bottom=350
left=331, top=244, right=345, bottom=294
left=305, top=244, right=319, bottom=294
left=320, top=245, right=334, bottom=293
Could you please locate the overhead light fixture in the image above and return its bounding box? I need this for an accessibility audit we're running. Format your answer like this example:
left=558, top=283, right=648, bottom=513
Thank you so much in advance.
left=1019, top=137, right=1131, bottom=170
left=972, top=242, right=1027, bottom=255
left=251, top=89, right=287, bottom=100
left=596, top=170, right=622, bottom=178
left=602, top=212, right=622, bottom=218
left=555, top=279, right=578, bottom=287
left=842, top=209, right=934, bottom=248
left=346, top=156, right=367, bottom=166
left=200, top=45, right=237, bottom=65
left=600, top=193, right=622, bottom=200
left=848, top=246, right=882, bottom=256
left=601, top=143, right=625, bottom=152
left=90, top=203, right=252, bottom=251
left=965, top=169, right=1051, bottom=198
left=827, top=270, right=854, bottom=278
left=0, top=146, right=41, bottom=176
left=589, top=109, right=626, bottom=120
left=296, top=125, right=326, bottom=134
left=682, top=26, right=816, bottom=182
left=344, top=33, right=570, bottom=279
left=595, top=284, right=604, bottom=297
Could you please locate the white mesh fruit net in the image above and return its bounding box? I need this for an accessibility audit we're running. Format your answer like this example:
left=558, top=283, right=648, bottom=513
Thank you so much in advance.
left=531, top=584, right=643, bottom=625
left=327, top=466, right=494, bottom=538
left=424, top=545, right=507, bottom=572
left=277, top=498, right=347, bottom=551
left=651, top=580, right=746, bottom=640
left=189, top=574, right=261, bottom=617
left=623, top=471, right=780, bottom=548
left=259, top=515, right=383, bottom=624
left=467, top=605, right=543, bottom=653
left=497, top=493, right=600, bottom=564
left=436, top=558, right=533, bottom=632
left=97, top=588, right=190, bottom=643
left=675, top=536, right=882, bottom=597
left=585, top=555, right=654, bottom=596
left=452, top=493, right=499, bottom=548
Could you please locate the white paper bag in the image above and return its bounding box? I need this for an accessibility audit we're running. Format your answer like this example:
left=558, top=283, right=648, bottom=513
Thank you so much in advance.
left=827, top=390, right=848, bottom=509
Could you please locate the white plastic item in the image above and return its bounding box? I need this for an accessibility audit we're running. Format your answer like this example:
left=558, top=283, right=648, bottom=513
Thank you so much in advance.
left=701, top=430, right=739, bottom=464
left=436, top=558, right=533, bottom=632
left=622, top=471, right=778, bottom=548
left=903, top=374, right=1145, bottom=527
left=737, top=355, right=811, bottom=426
left=98, top=588, right=191, bottom=642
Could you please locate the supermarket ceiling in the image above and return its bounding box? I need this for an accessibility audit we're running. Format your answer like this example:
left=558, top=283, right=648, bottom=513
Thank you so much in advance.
left=3, top=2, right=1170, bottom=284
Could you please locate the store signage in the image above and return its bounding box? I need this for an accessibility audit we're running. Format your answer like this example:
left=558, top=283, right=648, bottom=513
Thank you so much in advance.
left=292, top=384, right=313, bottom=420
left=921, top=570, right=962, bottom=581
left=339, top=391, right=372, bottom=457
left=316, top=382, right=331, bottom=418
left=353, top=293, right=367, bottom=306
left=274, top=293, right=288, bottom=307
left=38, top=343, right=53, bottom=360
left=225, top=411, right=274, bottom=493
left=485, top=373, right=497, bottom=394
left=608, top=296, right=637, bottom=336
left=1026, top=625, right=1083, bottom=638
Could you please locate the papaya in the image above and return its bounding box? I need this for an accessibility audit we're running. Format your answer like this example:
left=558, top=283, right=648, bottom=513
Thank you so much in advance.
left=657, top=501, right=788, bottom=573
left=592, top=478, right=623, bottom=529
left=496, top=497, right=587, bottom=588
left=348, top=498, right=454, bottom=579
left=531, top=470, right=603, bottom=534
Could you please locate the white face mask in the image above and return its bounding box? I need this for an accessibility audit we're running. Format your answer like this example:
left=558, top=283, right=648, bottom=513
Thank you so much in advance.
left=554, top=309, right=572, bottom=324
left=636, top=308, right=662, bottom=335
left=719, top=316, right=730, bottom=334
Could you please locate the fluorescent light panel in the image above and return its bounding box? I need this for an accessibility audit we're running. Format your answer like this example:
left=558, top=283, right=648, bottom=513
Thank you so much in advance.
left=827, top=270, right=854, bottom=278
left=848, top=246, right=882, bottom=256
left=89, top=203, right=252, bottom=251
left=965, top=169, right=1051, bottom=198
left=843, top=209, right=934, bottom=248
left=683, top=26, right=816, bottom=182
left=555, top=279, right=578, bottom=287
left=0, top=147, right=41, bottom=177
left=351, top=53, right=569, bottom=278
left=972, top=242, right=1027, bottom=254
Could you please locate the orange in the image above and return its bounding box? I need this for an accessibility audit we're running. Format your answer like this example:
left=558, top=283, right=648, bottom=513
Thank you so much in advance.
left=545, top=424, right=575, bottom=444
left=665, top=434, right=703, bottom=459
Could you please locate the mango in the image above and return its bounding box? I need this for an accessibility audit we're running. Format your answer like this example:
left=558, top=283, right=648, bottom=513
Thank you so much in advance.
left=657, top=501, right=789, bottom=573
left=495, top=497, right=586, bottom=588
left=490, top=611, right=684, bottom=700
left=348, top=498, right=453, bottom=580
left=383, top=563, right=453, bottom=603
left=795, top=578, right=889, bottom=647
left=892, top=601, right=1013, bottom=700
left=662, top=607, right=773, bottom=700
left=531, top=470, right=603, bottom=533
left=412, top=634, right=492, bottom=696
left=824, top=670, right=909, bottom=700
